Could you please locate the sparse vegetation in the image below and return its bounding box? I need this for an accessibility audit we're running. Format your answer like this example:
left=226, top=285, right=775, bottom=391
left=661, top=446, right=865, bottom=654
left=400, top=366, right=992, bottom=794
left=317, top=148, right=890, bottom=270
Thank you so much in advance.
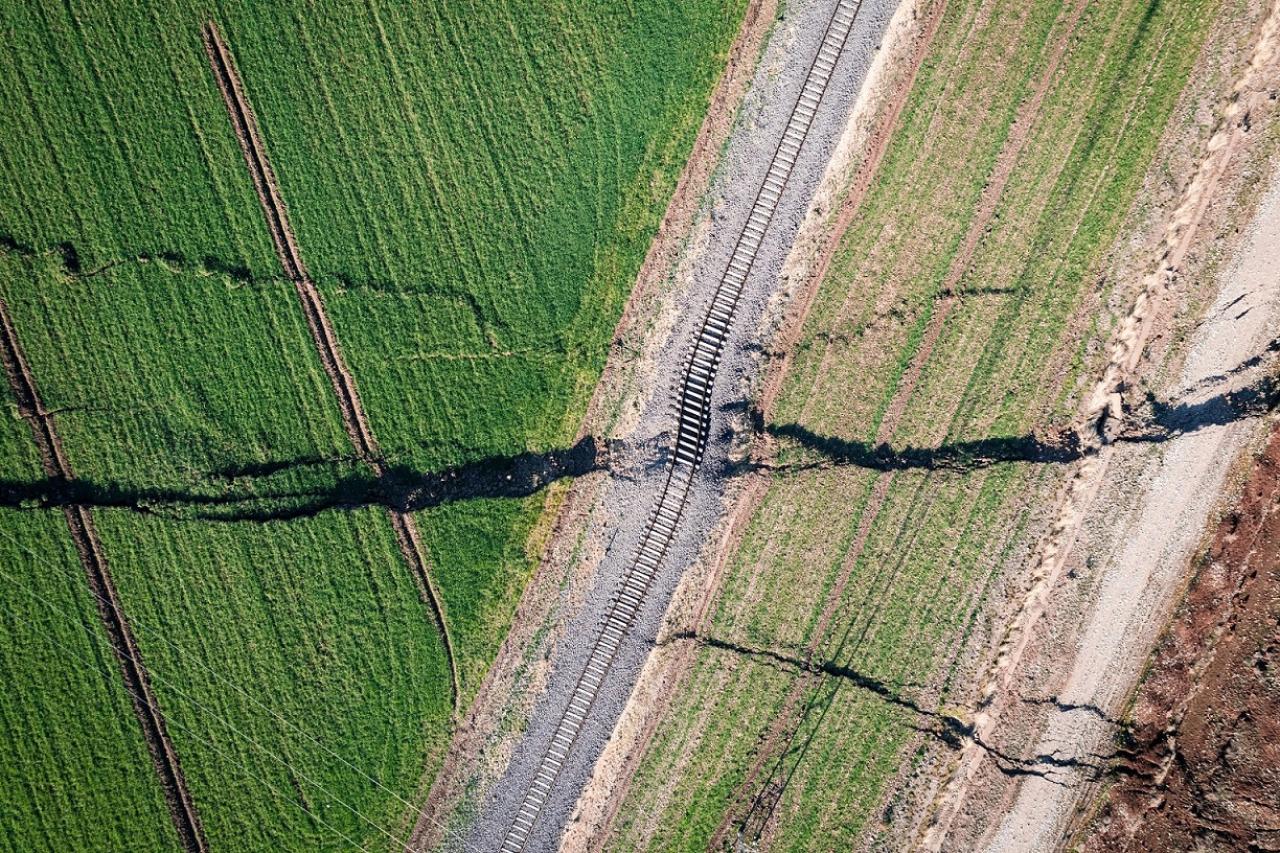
left=608, top=0, right=1219, bottom=847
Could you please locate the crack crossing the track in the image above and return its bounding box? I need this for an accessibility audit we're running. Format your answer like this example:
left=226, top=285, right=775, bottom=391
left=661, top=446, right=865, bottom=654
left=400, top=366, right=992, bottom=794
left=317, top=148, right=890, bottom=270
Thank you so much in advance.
left=498, top=1, right=864, bottom=848
left=0, top=298, right=209, bottom=853
left=202, top=22, right=460, bottom=710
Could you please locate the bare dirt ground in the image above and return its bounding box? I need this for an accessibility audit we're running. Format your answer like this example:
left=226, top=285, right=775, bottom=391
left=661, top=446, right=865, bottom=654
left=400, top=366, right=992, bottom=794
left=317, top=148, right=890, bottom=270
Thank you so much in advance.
left=981, top=163, right=1280, bottom=852
left=914, top=2, right=1280, bottom=847
left=1080, top=422, right=1280, bottom=852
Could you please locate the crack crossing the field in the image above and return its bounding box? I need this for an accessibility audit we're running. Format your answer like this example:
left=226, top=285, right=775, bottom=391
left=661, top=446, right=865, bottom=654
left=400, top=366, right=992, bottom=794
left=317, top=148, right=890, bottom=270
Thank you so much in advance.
left=0, top=232, right=505, bottom=341
left=202, top=21, right=460, bottom=711
left=743, top=360, right=1280, bottom=473
left=714, top=0, right=1188, bottom=837
left=0, top=436, right=609, bottom=521
left=0, top=297, right=209, bottom=853
left=666, top=631, right=1118, bottom=786
left=3, top=361, right=1271, bottom=526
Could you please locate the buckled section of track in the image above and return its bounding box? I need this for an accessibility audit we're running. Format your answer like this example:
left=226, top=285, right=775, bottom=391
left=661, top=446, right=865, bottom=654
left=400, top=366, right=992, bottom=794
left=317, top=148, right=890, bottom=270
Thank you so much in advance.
left=498, top=1, right=862, bottom=849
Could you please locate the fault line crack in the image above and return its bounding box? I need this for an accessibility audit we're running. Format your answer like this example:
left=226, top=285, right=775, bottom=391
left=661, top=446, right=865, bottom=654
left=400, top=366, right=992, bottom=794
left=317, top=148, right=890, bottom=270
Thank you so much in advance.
left=0, top=435, right=611, bottom=522
left=663, top=630, right=1137, bottom=785
left=0, top=231, right=501, bottom=313
left=730, top=359, right=1280, bottom=476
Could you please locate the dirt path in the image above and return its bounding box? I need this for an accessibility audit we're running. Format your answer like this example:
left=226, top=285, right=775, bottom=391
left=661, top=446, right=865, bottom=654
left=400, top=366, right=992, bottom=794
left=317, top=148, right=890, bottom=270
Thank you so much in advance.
left=985, top=169, right=1280, bottom=850
left=921, top=4, right=1280, bottom=845
left=202, top=22, right=459, bottom=710
left=0, top=297, right=208, bottom=853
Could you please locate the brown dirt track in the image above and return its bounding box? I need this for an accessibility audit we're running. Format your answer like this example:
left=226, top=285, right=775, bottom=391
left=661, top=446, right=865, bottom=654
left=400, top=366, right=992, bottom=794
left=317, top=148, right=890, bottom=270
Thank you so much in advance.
left=0, top=297, right=208, bottom=853
left=1081, top=425, right=1280, bottom=852
left=921, top=3, right=1280, bottom=845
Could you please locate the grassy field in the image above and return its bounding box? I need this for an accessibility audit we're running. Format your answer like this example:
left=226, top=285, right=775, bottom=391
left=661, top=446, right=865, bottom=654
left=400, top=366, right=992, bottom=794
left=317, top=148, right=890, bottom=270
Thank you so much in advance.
left=0, top=251, right=454, bottom=850
left=607, top=0, right=1219, bottom=848
left=210, top=0, right=747, bottom=697
left=92, top=509, right=456, bottom=851
left=0, top=0, right=744, bottom=847
left=0, top=382, right=180, bottom=852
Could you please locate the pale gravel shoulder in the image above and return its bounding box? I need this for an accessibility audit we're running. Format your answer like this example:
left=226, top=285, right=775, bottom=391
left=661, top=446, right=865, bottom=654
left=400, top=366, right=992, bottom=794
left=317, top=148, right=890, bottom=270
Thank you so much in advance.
left=460, top=0, right=902, bottom=849
left=984, top=165, right=1280, bottom=853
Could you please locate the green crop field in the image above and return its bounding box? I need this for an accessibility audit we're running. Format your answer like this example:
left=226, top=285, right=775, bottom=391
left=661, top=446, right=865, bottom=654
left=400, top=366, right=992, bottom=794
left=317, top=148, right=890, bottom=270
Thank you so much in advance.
left=606, top=0, right=1220, bottom=848
left=0, top=0, right=745, bottom=848
left=0, top=384, right=180, bottom=853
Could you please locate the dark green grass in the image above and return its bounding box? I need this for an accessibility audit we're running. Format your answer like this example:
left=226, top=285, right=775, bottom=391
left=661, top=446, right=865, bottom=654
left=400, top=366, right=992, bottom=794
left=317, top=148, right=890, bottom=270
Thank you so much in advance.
left=94, top=508, right=454, bottom=852
left=0, top=385, right=179, bottom=852
left=0, top=0, right=746, bottom=845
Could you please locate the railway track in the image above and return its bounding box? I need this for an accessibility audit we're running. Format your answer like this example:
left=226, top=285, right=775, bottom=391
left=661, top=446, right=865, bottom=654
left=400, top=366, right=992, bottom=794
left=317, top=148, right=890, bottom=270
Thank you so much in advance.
left=202, top=22, right=460, bottom=709
left=498, top=1, right=863, bottom=848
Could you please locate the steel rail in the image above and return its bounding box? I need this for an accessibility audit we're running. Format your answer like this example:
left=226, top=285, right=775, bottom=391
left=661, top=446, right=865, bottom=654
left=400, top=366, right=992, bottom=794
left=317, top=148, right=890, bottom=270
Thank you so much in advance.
left=498, top=1, right=864, bottom=848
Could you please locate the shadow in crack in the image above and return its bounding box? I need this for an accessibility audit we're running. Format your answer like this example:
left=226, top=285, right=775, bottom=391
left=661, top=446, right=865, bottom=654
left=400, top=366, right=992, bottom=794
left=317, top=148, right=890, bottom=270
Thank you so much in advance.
left=0, top=436, right=606, bottom=522
left=668, top=629, right=1119, bottom=833
left=746, top=368, right=1280, bottom=475
left=665, top=631, right=931, bottom=701
left=762, top=423, right=1084, bottom=471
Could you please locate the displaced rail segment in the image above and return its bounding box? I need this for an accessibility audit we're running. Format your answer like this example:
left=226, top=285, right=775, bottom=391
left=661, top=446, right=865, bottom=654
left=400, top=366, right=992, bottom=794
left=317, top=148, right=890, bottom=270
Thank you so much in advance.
left=498, top=1, right=863, bottom=848
left=202, top=22, right=460, bottom=708
left=0, top=298, right=209, bottom=853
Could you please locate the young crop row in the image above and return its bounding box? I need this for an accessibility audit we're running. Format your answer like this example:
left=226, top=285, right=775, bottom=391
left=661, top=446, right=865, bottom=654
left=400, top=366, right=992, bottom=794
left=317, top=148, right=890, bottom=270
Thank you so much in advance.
left=92, top=508, right=454, bottom=851
left=607, top=0, right=1219, bottom=847
left=0, top=507, right=184, bottom=853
